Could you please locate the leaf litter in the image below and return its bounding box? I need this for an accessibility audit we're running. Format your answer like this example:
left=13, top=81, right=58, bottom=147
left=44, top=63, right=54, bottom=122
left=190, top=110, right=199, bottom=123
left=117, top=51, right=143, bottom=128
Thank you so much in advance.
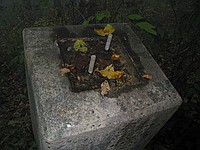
left=57, top=24, right=148, bottom=97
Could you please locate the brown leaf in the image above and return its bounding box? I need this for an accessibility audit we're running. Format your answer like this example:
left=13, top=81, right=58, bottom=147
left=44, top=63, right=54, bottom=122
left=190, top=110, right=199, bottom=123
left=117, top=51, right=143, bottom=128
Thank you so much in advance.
left=142, top=74, right=152, bottom=79
left=101, top=80, right=111, bottom=96
left=60, top=68, right=70, bottom=76
left=111, top=54, right=121, bottom=60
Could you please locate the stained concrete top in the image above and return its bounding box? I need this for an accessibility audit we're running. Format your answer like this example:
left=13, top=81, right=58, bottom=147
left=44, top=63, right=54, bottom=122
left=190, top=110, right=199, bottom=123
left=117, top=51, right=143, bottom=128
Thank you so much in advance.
left=23, top=24, right=182, bottom=142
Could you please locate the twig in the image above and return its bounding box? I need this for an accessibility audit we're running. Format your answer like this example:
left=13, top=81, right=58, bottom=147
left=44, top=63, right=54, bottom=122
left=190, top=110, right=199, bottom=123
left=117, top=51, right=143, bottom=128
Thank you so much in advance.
left=169, top=0, right=178, bottom=38
left=69, top=0, right=75, bottom=24
left=110, top=0, right=123, bottom=23
left=74, top=6, right=86, bottom=22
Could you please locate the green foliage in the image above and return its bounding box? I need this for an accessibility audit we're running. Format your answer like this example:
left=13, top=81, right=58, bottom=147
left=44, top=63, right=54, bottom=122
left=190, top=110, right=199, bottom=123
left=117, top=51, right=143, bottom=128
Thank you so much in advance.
left=136, top=21, right=157, bottom=35
left=34, top=17, right=54, bottom=27
left=95, top=10, right=111, bottom=21
left=127, top=14, right=143, bottom=20
left=82, top=16, right=94, bottom=25
left=8, top=120, right=24, bottom=126
left=83, top=10, right=157, bottom=36
left=127, top=13, right=157, bottom=35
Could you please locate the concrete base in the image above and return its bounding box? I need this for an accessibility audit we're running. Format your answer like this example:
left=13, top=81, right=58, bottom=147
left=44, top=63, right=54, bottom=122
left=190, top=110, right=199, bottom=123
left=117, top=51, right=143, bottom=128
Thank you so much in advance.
left=23, top=24, right=182, bottom=150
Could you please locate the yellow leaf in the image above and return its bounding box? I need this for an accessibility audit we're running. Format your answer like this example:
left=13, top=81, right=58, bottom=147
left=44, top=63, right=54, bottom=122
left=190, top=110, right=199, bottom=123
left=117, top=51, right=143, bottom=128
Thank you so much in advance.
left=98, top=64, right=123, bottom=79
left=94, top=29, right=109, bottom=36
left=74, top=39, right=88, bottom=53
left=94, top=24, right=115, bottom=36
left=114, top=71, right=123, bottom=79
left=104, top=24, right=115, bottom=33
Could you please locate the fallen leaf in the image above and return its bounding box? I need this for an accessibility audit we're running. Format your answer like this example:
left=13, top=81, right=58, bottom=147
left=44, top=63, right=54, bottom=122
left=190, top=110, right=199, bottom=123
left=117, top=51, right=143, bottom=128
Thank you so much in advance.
left=74, top=39, right=88, bottom=53
left=60, top=68, right=70, bottom=76
left=101, top=80, right=111, bottom=96
left=111, top=54, right=121, bottom=60
left=104, top=24, right=115, bottom=33
left=77, top=76, right=81, bottom=81
left=114, top=71, right=123, bottom=79
left=98, top=64, right=123, bottom=79
left=94, top=24, right=115, bottom=36
left=94, top=29, right=109, bottom=36
left=142, top=74, right=152, bottom=79
left=59, top=39, right=67, bottom=43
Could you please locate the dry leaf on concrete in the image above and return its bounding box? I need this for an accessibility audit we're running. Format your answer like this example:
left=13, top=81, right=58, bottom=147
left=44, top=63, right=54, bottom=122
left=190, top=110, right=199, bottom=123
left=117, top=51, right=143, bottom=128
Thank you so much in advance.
left=111, top=54, right=121, bottom=60
left=142, top=74, right=153, bottom=79
left=60, top=68, right=70, bottom=76
left=101, top=80, right=111, bottom=96
left=74, top=39, right=88, bottom=53
left=98, top=64, right=123, bottom=79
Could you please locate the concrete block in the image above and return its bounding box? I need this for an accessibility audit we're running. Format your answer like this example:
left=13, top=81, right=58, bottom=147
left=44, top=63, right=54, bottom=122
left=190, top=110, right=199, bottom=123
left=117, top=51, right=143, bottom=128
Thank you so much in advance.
left=23, top=24, right=182, bottom=150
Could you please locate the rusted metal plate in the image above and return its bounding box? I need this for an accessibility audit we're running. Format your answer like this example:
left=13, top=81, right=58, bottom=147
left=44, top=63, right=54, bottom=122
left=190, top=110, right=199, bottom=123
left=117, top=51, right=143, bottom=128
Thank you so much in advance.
left=56, top=25, right=147, bottom=97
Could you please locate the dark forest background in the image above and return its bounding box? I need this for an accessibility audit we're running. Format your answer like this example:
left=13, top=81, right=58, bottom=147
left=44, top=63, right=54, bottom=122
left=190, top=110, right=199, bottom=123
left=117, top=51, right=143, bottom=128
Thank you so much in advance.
left=0, top=0, right=200, bottom=149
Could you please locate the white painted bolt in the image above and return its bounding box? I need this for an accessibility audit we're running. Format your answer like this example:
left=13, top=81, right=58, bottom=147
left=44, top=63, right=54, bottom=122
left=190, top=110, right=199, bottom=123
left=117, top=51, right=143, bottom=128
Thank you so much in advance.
left=88, top=55, right=96, bottom=74
left=105, top=34, right=113, bottom=51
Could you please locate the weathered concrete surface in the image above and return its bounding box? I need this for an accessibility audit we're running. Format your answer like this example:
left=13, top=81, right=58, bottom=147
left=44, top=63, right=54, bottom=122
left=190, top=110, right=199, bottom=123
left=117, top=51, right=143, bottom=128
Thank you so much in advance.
left=23, top=24, right=182, bottom=150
